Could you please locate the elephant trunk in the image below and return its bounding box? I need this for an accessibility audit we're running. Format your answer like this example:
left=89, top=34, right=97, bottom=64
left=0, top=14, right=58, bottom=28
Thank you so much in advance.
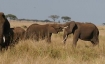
left=0, top=25, right=3, bottom=49
left=63, top=31, right=68, bottom=44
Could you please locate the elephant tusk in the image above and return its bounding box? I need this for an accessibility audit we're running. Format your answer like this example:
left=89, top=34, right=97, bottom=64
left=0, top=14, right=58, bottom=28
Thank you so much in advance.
left=62, top=35, right=67, bottom=43
left=63, top=26, right=68, bottom=29
left=3, top=36, right=5, bottom=42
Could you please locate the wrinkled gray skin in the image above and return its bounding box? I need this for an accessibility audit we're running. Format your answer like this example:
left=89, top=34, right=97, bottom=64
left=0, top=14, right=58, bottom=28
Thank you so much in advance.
left=0, top=12, right=10, bottom=50
left=25, top=23, right=63, bottom=43
left=63, top=21, right=99, bottom=47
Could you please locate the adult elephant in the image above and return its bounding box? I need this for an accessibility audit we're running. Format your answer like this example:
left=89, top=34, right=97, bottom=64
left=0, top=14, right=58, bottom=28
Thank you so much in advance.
left=63, top=21, right=99, bottom=47
left=25, top=23, right=63, bottom=42
left=9, top=27, right=25, bottom=45
left=0, top=12, right=10, bottom=49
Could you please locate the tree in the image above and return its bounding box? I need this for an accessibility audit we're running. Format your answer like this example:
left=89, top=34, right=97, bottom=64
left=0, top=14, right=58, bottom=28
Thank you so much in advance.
left=102, top=23, right=105, bottom=25
left=49, top=15, right=59, bottom=22
left=61, top=16, right=71, bottom=22
left=6, top=14, right=18, bottom=20
left=44, top=19, right=51, bottom=22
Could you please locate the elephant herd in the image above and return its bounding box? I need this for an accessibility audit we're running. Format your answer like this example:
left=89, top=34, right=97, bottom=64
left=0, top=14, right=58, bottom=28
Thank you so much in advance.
left=0, top=12, right=99, bottom=50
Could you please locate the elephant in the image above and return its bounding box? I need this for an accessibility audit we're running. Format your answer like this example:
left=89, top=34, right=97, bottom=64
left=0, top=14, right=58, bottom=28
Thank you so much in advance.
left=9, top=27, right=25, bottom=45
left=63, top=21, right=99, bottom=47
left=25, top=23, right=63, bottom=42
left=0, top=12, right=10, bottom=49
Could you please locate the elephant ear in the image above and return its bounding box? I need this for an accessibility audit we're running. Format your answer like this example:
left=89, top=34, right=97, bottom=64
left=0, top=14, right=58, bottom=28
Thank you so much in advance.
left=64, top=21, right=75, bottom=33
left=48, top=26, right=58, bottom=34
left=69, top=21, right=76, bottom=33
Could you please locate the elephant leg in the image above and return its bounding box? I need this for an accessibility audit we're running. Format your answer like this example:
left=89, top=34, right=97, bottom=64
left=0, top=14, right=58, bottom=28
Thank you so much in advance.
left=72, top=32, right=79, bottom=48
left=0, top=38, right=4, bottom=50
left=31, top=34, right=39, bottom=41
left=34, top=35, right=39, bottom=41
left=1, top=37, right=5, bottom=48
left=46, top=33, right=52, bottom=43
left=4, top=34, right=10, bottom=47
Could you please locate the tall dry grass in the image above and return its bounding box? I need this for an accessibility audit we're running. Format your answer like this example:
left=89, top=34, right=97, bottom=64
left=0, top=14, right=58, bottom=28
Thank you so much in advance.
left=0, top=21, right=105, bottom=64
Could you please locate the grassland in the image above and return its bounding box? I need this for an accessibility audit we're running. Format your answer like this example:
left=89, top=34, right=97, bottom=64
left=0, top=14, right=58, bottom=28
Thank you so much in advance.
left=0, top=21, right=105, bottom=64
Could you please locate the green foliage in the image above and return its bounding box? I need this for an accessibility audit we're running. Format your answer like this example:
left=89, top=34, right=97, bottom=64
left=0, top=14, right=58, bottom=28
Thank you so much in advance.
left=61, top=16, right=71, bottom=22
left=44, top=19, right=51, bottom=22
left=49, top=15, right=59, bottom=21
left=6, top=14, right=18, bottom=20
left=102, top=23, right=105, bottom=25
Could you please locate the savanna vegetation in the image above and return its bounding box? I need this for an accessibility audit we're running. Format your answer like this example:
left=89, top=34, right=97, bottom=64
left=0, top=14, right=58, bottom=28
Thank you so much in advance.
left=0, top=21, right=105, bottom=64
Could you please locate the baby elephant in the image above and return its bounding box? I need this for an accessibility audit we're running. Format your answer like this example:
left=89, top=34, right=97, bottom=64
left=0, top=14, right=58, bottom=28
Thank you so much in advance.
left=9, top=27, right=25, bottom=45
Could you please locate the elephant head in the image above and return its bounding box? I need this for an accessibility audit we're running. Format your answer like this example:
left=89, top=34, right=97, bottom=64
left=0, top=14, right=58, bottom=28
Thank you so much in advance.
left=48, top=24, right=63, bottom=34
left=63, top=21, right=76, bottom=44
